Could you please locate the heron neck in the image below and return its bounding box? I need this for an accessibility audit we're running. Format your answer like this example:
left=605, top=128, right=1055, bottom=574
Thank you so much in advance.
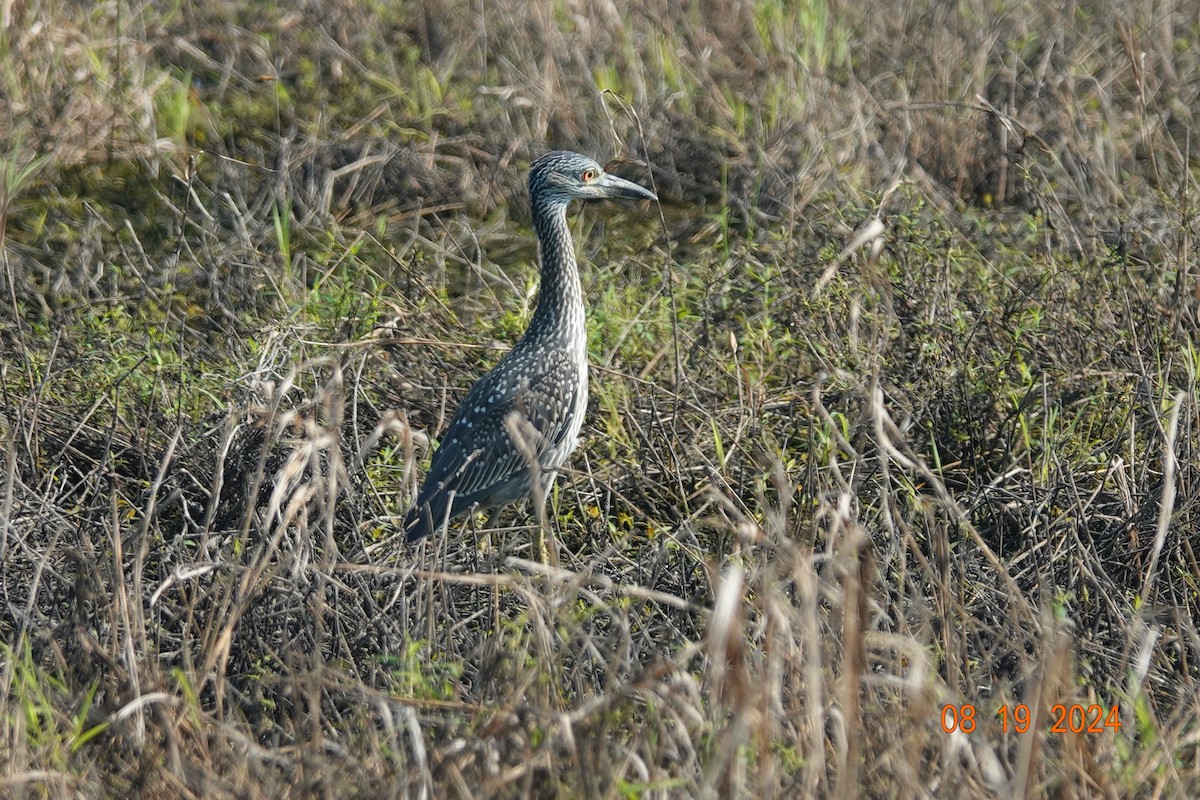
left=530, top=199, right=585, bottom=348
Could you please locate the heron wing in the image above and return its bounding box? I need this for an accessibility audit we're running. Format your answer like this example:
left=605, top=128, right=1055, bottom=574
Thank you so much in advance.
left=404, top=346, right=582, bottom=540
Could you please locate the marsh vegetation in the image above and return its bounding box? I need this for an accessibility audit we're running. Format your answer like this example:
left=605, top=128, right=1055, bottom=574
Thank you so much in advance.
left=1, top=0, right=1198, bottom=797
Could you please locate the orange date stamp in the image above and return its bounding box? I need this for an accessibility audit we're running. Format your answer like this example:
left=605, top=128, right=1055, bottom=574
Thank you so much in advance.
left=941, top=703, right=1121, bottom=734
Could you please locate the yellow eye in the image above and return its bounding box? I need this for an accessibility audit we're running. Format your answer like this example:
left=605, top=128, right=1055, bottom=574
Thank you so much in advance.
left=581, top=168, right=597, bottom=182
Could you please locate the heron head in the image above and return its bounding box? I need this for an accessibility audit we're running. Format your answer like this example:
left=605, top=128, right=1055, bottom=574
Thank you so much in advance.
left=529, top=151, right=657, bottom=206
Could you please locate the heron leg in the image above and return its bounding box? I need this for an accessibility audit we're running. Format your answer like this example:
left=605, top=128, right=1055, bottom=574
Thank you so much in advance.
left=476, top=507, right=505, bottom=630
left=531, top=482, right=560, bottom=567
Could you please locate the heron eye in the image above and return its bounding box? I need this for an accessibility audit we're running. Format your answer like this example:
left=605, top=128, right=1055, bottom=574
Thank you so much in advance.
left=580, top=168, right=597, bottom=182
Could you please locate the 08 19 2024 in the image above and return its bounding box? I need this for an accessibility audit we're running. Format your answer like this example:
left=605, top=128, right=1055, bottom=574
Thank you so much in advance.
left=940, top=703, right=1122, bottom=734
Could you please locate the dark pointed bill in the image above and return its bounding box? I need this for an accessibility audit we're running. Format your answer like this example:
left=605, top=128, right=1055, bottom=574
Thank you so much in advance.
left=595, top=172, right=657, bottom=202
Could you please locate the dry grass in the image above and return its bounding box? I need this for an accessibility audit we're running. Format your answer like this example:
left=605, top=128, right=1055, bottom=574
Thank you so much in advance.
left=2, top=0, right=1199, bottom=797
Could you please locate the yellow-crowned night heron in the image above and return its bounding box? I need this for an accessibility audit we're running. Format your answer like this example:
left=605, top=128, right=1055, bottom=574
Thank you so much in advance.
left=404, top=151, right=656, bottom=542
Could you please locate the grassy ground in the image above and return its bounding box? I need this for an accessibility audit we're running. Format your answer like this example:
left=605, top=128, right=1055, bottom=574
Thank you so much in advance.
left=2, top=0, right=1199, bottom=797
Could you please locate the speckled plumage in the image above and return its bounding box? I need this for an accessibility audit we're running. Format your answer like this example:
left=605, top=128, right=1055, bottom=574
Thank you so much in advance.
left=404, top=151, right=656, bottom=542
